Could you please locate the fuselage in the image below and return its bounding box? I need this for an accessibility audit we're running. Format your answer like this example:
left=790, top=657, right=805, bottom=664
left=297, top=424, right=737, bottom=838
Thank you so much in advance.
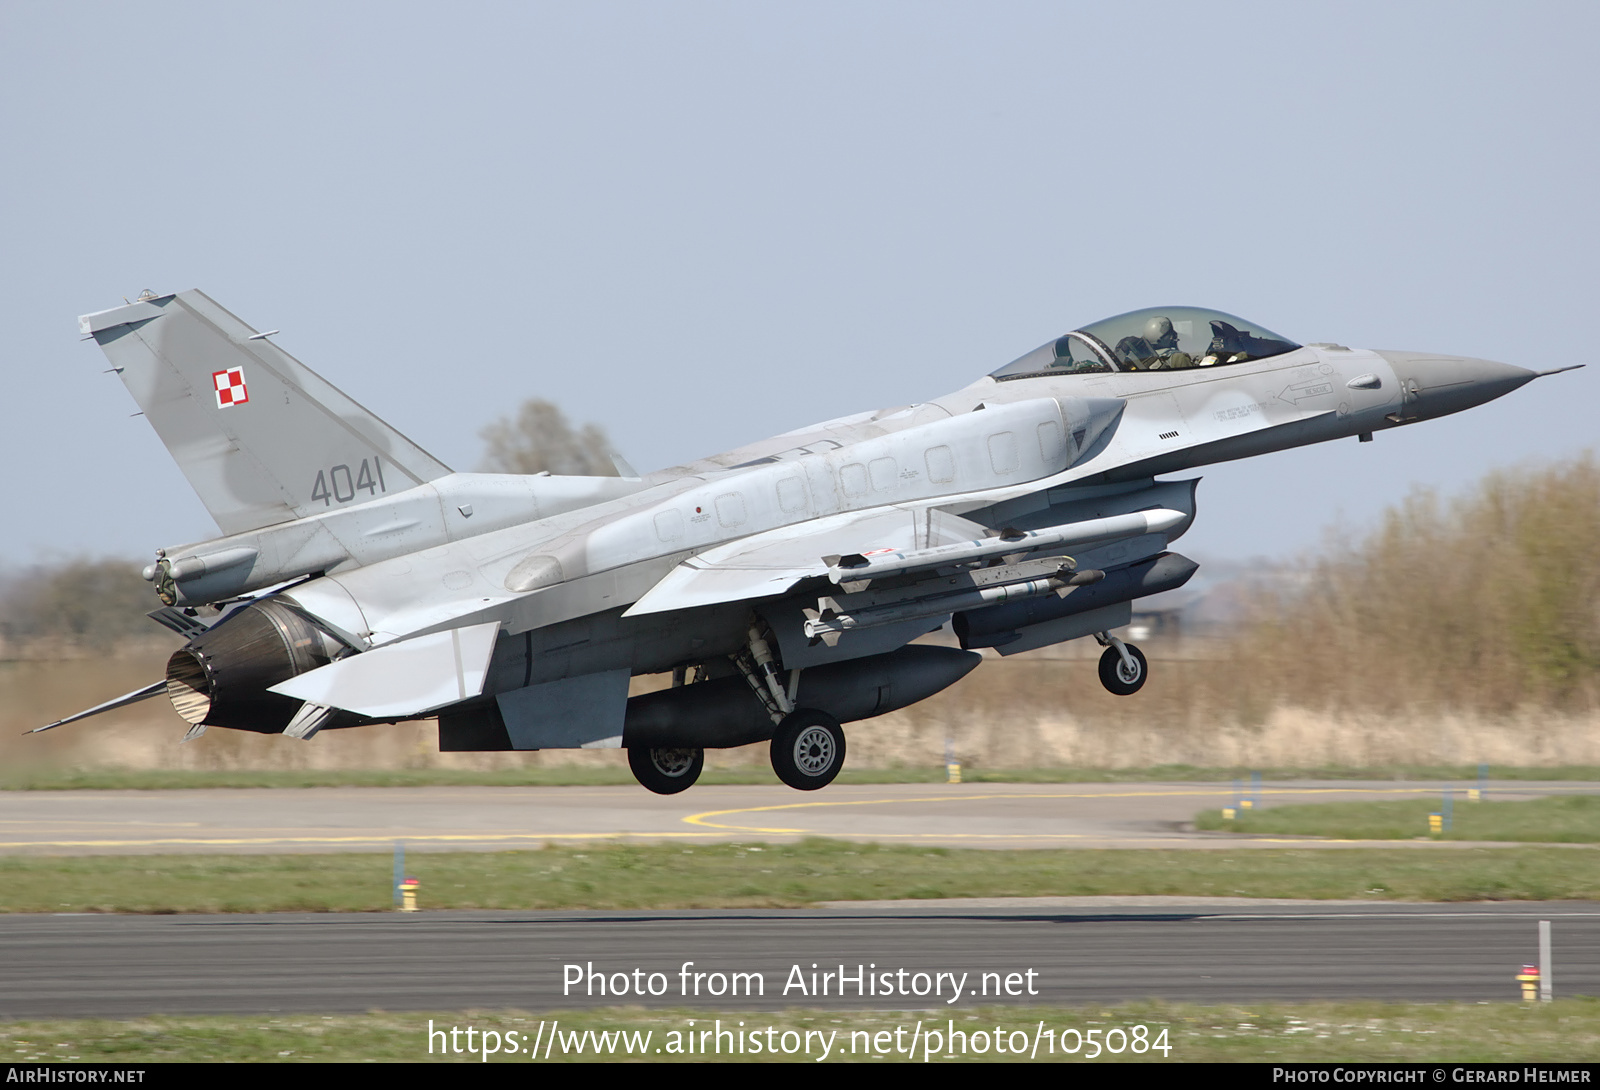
left=226, top=336, right=1531, bottom=703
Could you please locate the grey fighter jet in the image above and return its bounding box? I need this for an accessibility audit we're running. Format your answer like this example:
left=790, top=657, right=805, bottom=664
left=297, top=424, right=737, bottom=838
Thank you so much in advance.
left=40, top=293, right=1577, bottom=793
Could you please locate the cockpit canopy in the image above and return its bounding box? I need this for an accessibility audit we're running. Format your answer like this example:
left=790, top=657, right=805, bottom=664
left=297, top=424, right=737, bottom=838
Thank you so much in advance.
left=992, top=306, right=1300, bottom=380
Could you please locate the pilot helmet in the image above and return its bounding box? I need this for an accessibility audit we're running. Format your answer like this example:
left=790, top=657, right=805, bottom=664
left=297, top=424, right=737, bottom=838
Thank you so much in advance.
left=1144, top=315, right=1176, bottom=349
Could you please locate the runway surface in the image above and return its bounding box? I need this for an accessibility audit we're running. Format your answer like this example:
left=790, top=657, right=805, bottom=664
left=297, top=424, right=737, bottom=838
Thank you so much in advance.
left=2, top=781, right=1596, bottom=854
left=2, top=902, right=1595, bottom=1018
left=4, top=781, right=1596, bottom=1019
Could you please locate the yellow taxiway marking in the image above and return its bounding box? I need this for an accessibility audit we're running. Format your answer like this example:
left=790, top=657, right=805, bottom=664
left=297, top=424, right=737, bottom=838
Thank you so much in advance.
left=0, top=832, right=1098, bottom=850
left=0, top=820, right=204, bottom=827
left=1, top=833, right=1579, bottom=851
left=0, top=833, right=721, bottom=849
left=681, top=787, right=1447, bottom=834
left=2, top=786, right=1554, bottom=849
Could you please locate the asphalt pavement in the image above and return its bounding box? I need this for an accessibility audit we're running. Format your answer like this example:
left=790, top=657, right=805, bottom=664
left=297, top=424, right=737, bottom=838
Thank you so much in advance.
left=1, top=902, right=1594, bottom=1018
left=2, top=780, right=1595, bottom=854
left=3, top=781, right=1596, bottom=1019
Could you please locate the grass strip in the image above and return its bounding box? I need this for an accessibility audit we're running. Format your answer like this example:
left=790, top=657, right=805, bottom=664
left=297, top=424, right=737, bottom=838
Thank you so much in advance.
left=2, top=1000, right=1596, bottom=1062
left=2, top=841, right=1598, bottom=913
left=1196, top=794, right=1600, bottom=843
left=4, top=765, right=1598, bottom=791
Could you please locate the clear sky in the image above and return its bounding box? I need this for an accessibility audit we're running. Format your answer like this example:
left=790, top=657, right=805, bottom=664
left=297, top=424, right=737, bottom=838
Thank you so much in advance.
left=2, top=1, right=1594, bottom=572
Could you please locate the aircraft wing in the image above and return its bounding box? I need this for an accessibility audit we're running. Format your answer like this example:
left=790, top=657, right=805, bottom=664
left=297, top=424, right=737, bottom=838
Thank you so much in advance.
left=622, top=506, right=989, bottom=617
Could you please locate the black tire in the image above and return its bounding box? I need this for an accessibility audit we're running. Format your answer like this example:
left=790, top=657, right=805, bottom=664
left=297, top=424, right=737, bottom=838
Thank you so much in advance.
left=627, top=746, right=704, bottom=795
left=770, top=709, right=846, bottom=791
left=1097, top=643, right=1148, bottom=696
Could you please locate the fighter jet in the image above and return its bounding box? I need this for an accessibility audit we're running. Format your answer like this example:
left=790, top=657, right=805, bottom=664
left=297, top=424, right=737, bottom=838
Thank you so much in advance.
left=40, top=292, right=1577, bottom=793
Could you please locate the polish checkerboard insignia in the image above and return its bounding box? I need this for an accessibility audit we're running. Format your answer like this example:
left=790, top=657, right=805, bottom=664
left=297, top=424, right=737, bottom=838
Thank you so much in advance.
left=213, top=367, right=249, bottom=408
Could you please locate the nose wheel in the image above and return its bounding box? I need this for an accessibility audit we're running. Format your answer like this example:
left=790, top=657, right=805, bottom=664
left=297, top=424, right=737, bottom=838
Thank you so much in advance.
left=770, top=709, right=846, bottom=791
left=1096, top=637, right=1148, bottom=696
left=628, top=746, right=705, bottom=794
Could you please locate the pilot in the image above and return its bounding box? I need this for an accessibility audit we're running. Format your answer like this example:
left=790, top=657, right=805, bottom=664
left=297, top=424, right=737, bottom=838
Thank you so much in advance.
left=1141, top=316, right=1195, bottom=370
left=1115, top=316, right=1195, bottom=370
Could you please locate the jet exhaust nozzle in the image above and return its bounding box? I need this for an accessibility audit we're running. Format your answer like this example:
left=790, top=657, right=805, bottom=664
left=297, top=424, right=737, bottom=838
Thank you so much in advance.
left=164, top=598, right=355, bottom=733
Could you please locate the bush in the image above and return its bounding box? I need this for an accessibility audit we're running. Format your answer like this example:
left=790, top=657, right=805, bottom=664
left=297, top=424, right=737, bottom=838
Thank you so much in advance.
left=1238, top=456, right=1600, bottom=713
left=0, top=557, right=161, bottom=653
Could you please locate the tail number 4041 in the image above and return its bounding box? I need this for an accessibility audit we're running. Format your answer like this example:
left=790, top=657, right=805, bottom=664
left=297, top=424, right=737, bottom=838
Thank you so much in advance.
left=310, top=457, right=387, bottom=507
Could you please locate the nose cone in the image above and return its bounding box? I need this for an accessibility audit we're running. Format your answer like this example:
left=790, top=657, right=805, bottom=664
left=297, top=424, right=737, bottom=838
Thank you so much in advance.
left=1375, top=350, right=1539, bottom=420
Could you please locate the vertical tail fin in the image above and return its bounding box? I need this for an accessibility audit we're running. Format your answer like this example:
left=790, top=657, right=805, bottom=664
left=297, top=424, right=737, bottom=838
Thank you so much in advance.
left=80, top=290, right=451, bottom=535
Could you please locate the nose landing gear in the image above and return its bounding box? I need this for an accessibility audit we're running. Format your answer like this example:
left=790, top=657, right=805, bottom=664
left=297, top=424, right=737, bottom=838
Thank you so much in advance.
left=1095, top=631, right=1148, bottom=696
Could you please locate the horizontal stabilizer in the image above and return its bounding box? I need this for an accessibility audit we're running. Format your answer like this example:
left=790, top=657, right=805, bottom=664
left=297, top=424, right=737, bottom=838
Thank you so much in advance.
left=268, top=622, right=500, bottom=718
left=31, top=680, right=167, bottom=733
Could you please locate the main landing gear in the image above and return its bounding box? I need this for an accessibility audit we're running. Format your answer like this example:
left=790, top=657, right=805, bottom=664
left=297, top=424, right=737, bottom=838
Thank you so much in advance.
left=632, top=623, right=851, bottom=795
left=628, top=746, right=705, bottom=794
left=770, top=708, right=847, bottom=791
left=629, top=663, right=710, bottom=794
left=733, top=622, right=850, bottom=791
left=1094, top=631, right=1148, bottom=696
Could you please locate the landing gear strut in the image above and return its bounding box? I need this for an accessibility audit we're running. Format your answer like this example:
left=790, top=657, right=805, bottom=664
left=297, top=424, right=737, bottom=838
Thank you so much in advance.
left=730, top=621, right=849, bottom=792
left=1095, top=631, right=1148, bottom=696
